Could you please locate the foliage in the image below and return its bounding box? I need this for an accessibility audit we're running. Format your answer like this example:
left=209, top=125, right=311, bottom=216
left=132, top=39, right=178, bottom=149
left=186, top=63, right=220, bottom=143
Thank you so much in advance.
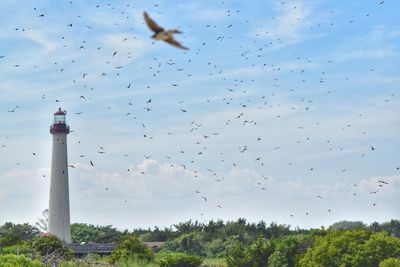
left=0, top=233, right=21, bottom=247
left=0, top=242, right=32, bottom=255
left=71, top=223, right=125, bottom=243
left=247, top=236, right=275, bottom=267
left=158, top=252, right=204, bottom=267
left=226, top=241, right=252, bottom=267
left=298, top=230, right=400, bottom=267
left=110, top=234, right=155, bottom=263
left=0, top=254, right=42, bottom=267
left=201, top=258, right=228, bottom=267
left=381, top=220, right=400, bottom=238
left=163, top=232, right=206, bottom=256
left=0, top=222, right=39, bottom=245
left=226, top=237, right=275, bottom=267
left=329, top=220, right=366, bottom=231
left=380, top=258, right=400, bottom=267
left=204, top=238, right=226, bottom=258
left=267, top=234, right=313, bottom=267
left=31, top=235, right=74, bottom=259
left=0, top=219, right=400, bottom=266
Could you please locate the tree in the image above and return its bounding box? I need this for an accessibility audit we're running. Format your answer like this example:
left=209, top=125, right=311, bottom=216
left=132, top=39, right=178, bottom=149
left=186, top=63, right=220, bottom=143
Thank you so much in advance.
left=71, top=223, right=122, bottom=243
left=329, top=221, right=366, bottom=231
left=381, top=220, right=400, bottom=238
left=247, top=236, right=274, bottom=267
left=162, top=232, right=206, bottom=256
left=226, top=237, right=275, bottom=267
left=0, top=222, right=40, bottom=241
left=299, top=230, right=370, bottom=267
left=298, top=230, right=400, bottom=267
left=110, top=234, right=154, bottom=263
left=226, top=241, right=252, bottom=267
left=380, top=258, right=400, bottom=267
left=351, top=232, right=400, bottom=267
left=268, top=235, right=313, bottom=267
left=32, top=235, right=73, bottom=258
left=0, top=233, right=21, bottom=247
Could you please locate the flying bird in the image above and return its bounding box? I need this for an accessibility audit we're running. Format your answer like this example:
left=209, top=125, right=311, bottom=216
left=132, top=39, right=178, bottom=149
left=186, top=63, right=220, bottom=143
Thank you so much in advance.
left=143, top=11, right=189, bottom=50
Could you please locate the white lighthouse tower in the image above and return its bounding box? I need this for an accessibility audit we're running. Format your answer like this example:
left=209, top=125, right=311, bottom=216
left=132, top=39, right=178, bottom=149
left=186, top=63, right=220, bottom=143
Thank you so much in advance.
left=48, top=108, right=72, bottom=243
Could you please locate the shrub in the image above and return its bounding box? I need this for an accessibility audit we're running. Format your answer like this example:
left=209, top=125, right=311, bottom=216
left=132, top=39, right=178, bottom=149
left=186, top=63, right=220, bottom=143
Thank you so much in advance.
left=110, top=234, right=154, bottom=263
left=380, top=258, right=400, bottom=267
left=31, top=235, right=74, bottom=259
left=226, top=237, right=274, bottom=267
left=0, top=254, right=42, bottom=267
left=158, top=252, right=204, bottom=267
left=226, top=242, right=252, bottom=267
left=299, top=230, right=400, bottom=267
left=0, top=242, right=32, bottom=255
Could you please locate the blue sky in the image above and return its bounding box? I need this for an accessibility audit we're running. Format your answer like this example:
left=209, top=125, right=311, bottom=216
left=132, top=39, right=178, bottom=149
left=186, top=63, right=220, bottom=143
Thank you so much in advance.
left=0, top=0, right=399, bottom=230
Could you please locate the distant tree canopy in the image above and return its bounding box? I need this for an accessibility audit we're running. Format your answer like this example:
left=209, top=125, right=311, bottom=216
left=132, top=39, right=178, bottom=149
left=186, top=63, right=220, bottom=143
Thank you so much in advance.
left=0, top=219, right=399, bottom=266
left=110, top=234, right=155, bottom=263
left=0, top=222, right=39, bottom=247
left=329, top=220, right=366, bottom=230
left=71, top=223, right=128, bottom=244
left=299, top=230, right=400, bottom=267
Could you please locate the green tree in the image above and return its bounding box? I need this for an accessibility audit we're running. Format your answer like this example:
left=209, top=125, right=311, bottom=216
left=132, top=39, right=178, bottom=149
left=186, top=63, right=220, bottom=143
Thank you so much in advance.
left=71, top=223, right=122, bottom=243
left=0, top=233, right=21, bottom=247
left=162, top=232, right=206, bottom=256
left=31, top=235, right=73, bottom=259
left=381, top=220, right=400, bottom=238
left=247, top=236, right=274, bottom=267
left=226, top=242, right=252, bottom=267
left=268, top=235, right=313, bottom=267
left=380, top=258, right=400, bottom=267
left=329, top=221, right=366, bottom=231
left=0, top=222, right=39, bottom=241
left=298, top=230, right=400, bottom=267
left=351, top=232, right=400, bottom=267
left=110, top=234, right=154, bottom=263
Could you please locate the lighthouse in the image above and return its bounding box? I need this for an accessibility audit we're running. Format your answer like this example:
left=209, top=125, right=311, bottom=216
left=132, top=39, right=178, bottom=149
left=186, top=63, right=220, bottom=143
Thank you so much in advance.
left=48, top=108, right=71, bottom=243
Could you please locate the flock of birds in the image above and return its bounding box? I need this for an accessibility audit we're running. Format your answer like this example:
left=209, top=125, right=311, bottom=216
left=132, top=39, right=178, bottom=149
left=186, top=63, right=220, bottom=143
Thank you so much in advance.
left=0, top=0, right=398, bottom=225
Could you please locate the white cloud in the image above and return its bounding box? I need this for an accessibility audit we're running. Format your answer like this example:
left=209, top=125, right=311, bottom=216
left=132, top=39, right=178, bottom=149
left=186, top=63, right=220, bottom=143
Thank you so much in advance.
left=252, top=0, right=313, bottom=46
left=20, top=30, right=57, bottom=54
left=177, top=3, right=227, bottom=22
left=2, top=160, right=398, bottom=229
left=334, top=25, right=400, bottom=61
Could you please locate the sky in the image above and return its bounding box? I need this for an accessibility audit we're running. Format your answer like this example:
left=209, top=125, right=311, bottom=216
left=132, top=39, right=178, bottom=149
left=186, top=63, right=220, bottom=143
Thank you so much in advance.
left=0, top=0, right=399, bottom=231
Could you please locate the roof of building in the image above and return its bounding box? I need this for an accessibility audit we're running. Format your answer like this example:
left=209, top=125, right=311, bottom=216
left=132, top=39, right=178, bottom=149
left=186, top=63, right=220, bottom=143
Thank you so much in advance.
left=54, top=107, right=66, bottom=115
left=66, top=241, right=165, bottom=255
left=66, top=243, right=117, bottom=255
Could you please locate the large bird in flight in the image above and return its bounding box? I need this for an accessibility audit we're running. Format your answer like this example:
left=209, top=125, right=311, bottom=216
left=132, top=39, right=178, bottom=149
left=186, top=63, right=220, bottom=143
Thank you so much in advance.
left=143, top=11, right=189, bottom=50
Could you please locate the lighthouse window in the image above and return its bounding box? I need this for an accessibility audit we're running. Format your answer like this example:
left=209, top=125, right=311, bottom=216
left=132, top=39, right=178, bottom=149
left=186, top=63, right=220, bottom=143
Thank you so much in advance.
left=54, top=115, right=65, bottom=124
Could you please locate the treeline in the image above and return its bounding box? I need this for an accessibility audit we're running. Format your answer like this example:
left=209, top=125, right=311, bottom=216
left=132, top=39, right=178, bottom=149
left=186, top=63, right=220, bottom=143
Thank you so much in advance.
left=0, top=219, right=400, bottom=266
left=1, top=218, right=399, bottom=246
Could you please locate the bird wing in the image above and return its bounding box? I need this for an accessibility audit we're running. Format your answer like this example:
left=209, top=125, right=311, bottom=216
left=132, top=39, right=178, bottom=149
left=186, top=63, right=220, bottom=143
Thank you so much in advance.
left=143, top=12, right=164, bottom=33
left=164, top=37, right=189, bottom=50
